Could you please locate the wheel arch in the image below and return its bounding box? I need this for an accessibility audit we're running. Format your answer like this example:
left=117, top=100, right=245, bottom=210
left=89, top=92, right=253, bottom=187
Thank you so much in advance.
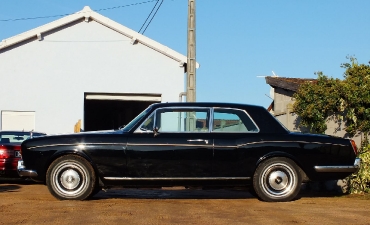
left=44, top=150, right=102, bottom=184
left=256, top=151, right=309, bottom=182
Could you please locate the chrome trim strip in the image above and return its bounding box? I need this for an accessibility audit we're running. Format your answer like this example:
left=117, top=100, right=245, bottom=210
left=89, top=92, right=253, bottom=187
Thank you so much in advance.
left=238, top=141, right=349, bottom=148
left=314, top=158, right=361, bottom=173
left=127, top=143, right=209, bottom=147
left=17, top=160, right=38, bottom=177
left=28, top=142, right=126, bottom=149
left=103, top=177, right=251, bottom=181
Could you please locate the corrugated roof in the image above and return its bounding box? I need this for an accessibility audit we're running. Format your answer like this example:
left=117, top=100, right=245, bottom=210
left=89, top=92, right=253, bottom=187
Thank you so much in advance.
left=0, top=6, right=199, bottom=68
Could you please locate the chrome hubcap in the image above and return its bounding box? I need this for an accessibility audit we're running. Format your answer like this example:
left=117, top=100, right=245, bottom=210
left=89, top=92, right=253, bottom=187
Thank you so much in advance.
left=260, top=162, right=297, bottom=198
left=60, top=169, right=81, bottom=190
left=268, top=170, right=288, bottom=191
left=52, top=161, right=89, bottom=198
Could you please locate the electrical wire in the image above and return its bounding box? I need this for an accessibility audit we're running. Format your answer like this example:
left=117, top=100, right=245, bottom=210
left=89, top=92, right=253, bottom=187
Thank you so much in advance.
left=138, top=0, right=160, bottom=34
left=0, top=0, right=158, bottom=22
left=141, top=0, right=164, bottom=34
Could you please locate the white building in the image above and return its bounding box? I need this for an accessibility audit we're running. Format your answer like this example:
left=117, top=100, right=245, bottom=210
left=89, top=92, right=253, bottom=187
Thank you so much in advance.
left=0, top=6, right=198, bottom=134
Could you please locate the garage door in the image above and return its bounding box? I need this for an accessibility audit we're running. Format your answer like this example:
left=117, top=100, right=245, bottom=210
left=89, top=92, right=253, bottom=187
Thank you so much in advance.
left=84, top=93, right=162, bottom=131
left=1, top=111, right=35, bottom=131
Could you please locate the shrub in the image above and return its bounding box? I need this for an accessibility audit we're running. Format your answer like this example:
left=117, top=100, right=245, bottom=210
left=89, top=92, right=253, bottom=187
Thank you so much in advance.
left=347, top=143, right=370, bottom=194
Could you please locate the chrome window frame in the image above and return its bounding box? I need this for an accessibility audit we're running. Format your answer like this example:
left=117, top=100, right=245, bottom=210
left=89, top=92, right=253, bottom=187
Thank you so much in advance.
left=134, top=106, right=260, bottom=134
left=211, top=107, right=260, bottom=133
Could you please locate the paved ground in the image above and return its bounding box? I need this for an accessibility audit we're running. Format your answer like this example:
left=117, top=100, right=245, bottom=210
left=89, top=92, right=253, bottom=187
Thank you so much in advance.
left=1, top=178, right=369, bottom=225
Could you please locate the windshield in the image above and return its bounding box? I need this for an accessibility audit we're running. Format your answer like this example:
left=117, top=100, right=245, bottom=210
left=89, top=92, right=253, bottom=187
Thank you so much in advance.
left=120, top=106, right=152, bottom=132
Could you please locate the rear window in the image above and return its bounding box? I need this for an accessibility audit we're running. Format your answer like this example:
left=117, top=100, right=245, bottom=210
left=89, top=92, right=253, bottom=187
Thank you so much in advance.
left=0, top=132, right=45, bottom=144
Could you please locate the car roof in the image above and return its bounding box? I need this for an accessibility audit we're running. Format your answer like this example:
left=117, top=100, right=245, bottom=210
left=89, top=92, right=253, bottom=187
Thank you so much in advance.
left=150, top=102, right=265, bottom=110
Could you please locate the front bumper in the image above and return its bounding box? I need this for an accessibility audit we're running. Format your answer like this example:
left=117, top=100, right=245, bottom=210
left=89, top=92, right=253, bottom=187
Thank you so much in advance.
left=17, top=160, right=38, bottom=177
left=314, top=158, right=361, bottom=173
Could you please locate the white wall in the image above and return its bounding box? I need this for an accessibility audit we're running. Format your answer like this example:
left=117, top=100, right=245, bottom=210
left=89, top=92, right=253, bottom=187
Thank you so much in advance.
left=0, top=20, right=184, bottom=134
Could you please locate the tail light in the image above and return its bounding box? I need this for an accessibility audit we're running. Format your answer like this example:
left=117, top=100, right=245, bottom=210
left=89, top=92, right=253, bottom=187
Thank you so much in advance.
left=0, top=146, right=15, bottom=159
left=350, top=139, right=358, bottom=155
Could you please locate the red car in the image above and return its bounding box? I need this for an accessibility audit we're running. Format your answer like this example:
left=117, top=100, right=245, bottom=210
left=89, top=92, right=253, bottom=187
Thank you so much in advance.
left=0, top=131, right=46, bottom=177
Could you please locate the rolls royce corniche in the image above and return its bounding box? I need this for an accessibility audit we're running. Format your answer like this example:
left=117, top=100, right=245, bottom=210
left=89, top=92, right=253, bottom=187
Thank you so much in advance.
left=18, top=102, right=360, bottom=202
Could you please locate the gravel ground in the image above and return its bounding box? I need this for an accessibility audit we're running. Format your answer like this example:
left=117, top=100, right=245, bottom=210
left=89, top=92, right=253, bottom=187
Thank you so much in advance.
left=1, top=178, right=369, bottom=225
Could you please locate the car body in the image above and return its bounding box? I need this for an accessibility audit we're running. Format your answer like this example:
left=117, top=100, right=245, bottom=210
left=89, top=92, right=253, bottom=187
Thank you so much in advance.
left=18, top=102, right=360, bottom=201
left=0, top=131, right=46, bottom=177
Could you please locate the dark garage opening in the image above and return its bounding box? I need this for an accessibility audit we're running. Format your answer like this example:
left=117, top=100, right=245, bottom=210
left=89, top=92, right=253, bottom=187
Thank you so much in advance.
left=84, top=93, right=161, bottom=131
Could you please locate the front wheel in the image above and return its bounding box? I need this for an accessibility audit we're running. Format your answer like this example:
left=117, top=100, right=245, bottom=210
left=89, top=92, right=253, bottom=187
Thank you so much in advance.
left=253, top=157, right=302, bottom=202
left=46, top=155, right=96, bottom=200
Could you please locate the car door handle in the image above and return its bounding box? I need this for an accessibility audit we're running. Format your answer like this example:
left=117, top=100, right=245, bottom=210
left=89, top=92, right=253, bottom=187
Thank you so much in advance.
left=187, top=139, right=209, bottom=144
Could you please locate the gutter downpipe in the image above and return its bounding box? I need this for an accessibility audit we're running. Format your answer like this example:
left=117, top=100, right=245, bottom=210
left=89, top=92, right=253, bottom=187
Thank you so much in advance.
left=179, top=92, right=187, bottom=102
left=178, top=92, right=187, bottom=131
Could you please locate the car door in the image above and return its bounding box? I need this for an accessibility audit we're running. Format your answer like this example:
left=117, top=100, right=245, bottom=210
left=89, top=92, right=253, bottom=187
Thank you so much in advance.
left=126, top=107, right=213, bottom=178
left=212, top=108, right=261, bottom=178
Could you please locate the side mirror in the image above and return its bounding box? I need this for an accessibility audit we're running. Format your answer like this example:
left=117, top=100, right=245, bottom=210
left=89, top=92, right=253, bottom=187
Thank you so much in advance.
left=153, top=127, right=160, bottom=137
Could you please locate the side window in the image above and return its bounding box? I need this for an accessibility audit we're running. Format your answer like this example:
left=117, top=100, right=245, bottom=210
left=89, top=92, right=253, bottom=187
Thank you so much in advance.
left=155, top=108, right=210, bottom=132
left=212, top=108, right=258, bottom=132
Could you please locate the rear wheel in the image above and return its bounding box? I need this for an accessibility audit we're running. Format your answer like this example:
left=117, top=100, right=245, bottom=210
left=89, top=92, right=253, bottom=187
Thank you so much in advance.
left=253, top=157, right=302, bottom=202
left=88, top=183, right=101, bottom=198
left=46, top=155, right=95, bottom=200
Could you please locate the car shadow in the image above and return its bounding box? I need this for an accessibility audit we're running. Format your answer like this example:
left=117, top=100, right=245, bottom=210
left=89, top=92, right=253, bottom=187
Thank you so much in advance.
left=0, top=177, right=36, bottom=185
left=0, top=184, right=21, bottom=193
left=91, top=187, right=256, bottom=200
left=90, top=186, right=346, bottom=201
left=0, top=178, right=37, bottom=193
left=297, top=189, right=346, bottom=199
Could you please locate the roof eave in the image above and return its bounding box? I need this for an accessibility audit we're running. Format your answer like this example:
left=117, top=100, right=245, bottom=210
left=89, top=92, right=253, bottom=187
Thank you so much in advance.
left=265, top=77, right=300, bottom=92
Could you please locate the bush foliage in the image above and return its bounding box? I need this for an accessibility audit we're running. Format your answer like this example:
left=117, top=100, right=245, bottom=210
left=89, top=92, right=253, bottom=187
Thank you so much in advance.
left=293, top=57, right=370, bottom=193
left=293, top=57, right=370, bottom=137
left=347, top=143, right=370, bottom=194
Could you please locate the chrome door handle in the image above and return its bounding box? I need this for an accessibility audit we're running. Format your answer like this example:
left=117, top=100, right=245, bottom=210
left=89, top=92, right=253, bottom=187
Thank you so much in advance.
left=187, top=139, right=209, bottom=144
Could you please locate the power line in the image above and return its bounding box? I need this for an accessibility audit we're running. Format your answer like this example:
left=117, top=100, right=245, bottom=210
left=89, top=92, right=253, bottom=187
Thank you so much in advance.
left=141, top=0, right=164, bottom=34
left=138, top=0, right=160, bottom=34
left=0, top=0, right=158, bottom=22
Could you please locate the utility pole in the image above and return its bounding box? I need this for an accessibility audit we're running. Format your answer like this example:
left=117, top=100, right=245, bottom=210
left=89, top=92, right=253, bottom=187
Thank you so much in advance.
left=185, top=0, right=196, bottom=131
left=186, top=0, right=196, bottom=102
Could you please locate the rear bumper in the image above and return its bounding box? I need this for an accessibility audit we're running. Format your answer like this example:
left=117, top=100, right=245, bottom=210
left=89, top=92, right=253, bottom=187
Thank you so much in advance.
left=17, top=160, right=38, bottom=177
left=314, top=158, right=361, bottom=173
left=0, top=158, right=19, bottom=177
left=0, top=158, right=18, bottom=170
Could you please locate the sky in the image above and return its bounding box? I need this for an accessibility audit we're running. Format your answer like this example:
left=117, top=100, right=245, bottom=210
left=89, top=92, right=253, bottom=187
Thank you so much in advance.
left=1, top=0, right=370, bottom=108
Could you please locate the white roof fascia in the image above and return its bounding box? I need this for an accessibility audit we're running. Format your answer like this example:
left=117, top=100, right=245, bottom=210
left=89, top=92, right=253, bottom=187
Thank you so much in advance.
left=0, top=6, right=199, bottom=69
left=0, top=11, right=83, bottom=49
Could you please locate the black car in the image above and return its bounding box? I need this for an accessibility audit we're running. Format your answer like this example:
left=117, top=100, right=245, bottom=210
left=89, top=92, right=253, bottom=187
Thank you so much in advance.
left=18, top=102, right=360, bottom=202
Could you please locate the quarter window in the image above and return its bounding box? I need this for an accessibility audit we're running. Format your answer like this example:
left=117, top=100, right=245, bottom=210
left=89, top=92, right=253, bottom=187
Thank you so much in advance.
left=212, top=108, right=258, bottom=132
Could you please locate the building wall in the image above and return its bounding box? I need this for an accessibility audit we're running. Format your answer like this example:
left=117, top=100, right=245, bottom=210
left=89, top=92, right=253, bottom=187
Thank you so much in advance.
left=0, top=20, right=184, bottom=134
left=272, top=87, right=295, bottom=116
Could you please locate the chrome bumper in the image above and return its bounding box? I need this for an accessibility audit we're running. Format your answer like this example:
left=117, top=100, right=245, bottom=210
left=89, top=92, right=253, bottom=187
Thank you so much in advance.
left=314, top=158, right=361, bottom=173
left=17, top=160, right=38, bottom=177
